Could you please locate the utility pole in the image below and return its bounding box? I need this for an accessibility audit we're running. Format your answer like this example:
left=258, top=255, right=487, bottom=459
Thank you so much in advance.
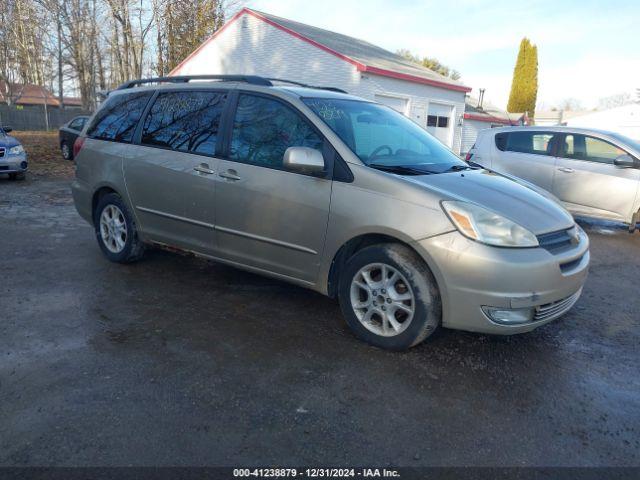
left=57, top=10, right=64, bottom=110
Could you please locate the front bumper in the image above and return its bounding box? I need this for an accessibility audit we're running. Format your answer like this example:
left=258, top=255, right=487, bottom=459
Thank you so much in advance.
left=0, top=153, right=28, bottom=173
left=414, top=227, right=590, bottom=335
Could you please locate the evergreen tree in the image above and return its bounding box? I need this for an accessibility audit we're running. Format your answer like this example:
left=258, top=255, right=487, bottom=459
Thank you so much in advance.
left=507, top=38, right=538, bottom=118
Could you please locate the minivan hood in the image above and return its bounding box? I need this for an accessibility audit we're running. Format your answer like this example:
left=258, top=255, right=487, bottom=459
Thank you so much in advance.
left=405, top=169, right=574, bottom=235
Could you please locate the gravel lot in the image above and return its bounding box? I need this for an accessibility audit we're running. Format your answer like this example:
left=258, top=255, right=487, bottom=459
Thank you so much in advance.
left=1, top=137, right=639, bottom=467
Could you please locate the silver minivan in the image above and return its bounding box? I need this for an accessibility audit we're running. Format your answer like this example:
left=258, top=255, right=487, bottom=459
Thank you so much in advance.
left=71, top=76, right=590, bottom=350
left=469, top=126, right=640, bottom=230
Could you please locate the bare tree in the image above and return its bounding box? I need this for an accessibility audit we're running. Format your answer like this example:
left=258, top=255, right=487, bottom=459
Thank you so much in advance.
left=597, top=93, right=634, bottom=110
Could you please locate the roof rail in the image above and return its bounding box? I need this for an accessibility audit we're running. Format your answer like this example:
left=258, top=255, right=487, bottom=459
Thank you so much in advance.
left=116, top=75, right=273, bottom=90
left=114, top=75, right=348, bottom=94
left=266, top=78, right=348, bottom=94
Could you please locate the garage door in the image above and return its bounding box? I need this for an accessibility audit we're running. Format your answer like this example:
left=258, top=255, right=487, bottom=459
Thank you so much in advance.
left=426, top=102, right=453, bottom=147
left=375, top=94, right=408, bottom=115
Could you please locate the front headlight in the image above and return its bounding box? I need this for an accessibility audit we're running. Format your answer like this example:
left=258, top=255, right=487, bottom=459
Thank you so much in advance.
left=442, top=200, right=538, bottom=248
left=8, top=145, right=24, bottom=155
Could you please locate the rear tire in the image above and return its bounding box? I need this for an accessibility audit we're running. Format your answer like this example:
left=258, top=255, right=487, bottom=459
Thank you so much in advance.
left=93, top=193, right=145, bottom=263
left=338, top=243, right=441, bottom=351
left=61, top=141, right=72, bottom=160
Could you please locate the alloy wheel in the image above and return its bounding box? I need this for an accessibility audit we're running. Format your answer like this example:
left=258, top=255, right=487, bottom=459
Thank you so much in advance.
left=349, top=263, right=415, bottom=337
left=99, top=204, right=128, bottom=253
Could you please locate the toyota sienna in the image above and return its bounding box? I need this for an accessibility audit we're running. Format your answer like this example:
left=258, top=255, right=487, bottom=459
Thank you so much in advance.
left=71, top=75, right=590, bottom=350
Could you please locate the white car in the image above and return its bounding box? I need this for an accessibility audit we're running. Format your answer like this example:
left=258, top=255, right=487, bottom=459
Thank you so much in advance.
left=468, top=126, right=640, bottom=230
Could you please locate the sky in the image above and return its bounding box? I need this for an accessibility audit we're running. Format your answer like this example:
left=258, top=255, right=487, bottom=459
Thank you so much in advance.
left=246, top=0, right=640, bottom=110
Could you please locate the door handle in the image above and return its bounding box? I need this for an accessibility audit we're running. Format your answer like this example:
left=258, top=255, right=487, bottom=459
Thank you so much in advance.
left=194, top=164, right=215, bottom=175
left=558, top=167, right=574, bottom=173
left=219, top=169, right=242, bottom=181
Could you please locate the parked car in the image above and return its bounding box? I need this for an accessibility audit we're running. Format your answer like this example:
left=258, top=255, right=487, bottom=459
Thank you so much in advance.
left=71, top=75, right=589, bottom=350
left=0, top=125, right=27, bottom=180
left=468, top=126, right=640, bottom=231
left=59, top=115, right=89, bottom=160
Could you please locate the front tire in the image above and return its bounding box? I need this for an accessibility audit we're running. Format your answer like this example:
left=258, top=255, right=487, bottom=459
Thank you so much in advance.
left=93, top=193, right=145, bottom=263
left=338, top=243, right=441, bottom=350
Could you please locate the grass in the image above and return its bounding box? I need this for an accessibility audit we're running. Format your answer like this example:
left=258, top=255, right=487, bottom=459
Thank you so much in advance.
left=11, top=131, right=74, bottom=179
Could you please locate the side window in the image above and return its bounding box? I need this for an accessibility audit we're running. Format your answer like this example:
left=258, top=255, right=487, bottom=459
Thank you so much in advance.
left=230, top=94, right=323, bottom=169
left=69, top=118, right=84, bottom=130
left=78, top=117, right=87, bottom=130
left=87, top=91, right=152, bottom=143
left=141, top=91, right=227, bottom=155
left=496, top=131, right=554, bottom=155
left=561, top=134, right=626, bottom=164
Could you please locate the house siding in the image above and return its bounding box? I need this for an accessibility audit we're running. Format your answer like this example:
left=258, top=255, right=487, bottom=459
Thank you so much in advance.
left=173, top=12, right=467, bottom=153
left=461, top=119, right=503, bottom=155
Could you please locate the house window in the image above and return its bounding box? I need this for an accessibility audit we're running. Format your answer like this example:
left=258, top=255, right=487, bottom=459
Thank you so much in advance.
left=427, top=115, right=449, bottom=128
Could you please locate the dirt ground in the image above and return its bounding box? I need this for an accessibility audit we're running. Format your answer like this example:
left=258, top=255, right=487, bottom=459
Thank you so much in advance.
left=12, top=131, right=75, bottom=178
left=1, top=141, right=639, bottom=469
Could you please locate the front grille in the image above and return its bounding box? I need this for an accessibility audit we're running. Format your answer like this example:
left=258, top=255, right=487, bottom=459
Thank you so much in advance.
left=0, top=166, right=7, bottom=171
left=534, top=289, right=582, bottom=322
left=0, top=147, right=5, bottom=158
left=537, top=228, right=576, bottom=253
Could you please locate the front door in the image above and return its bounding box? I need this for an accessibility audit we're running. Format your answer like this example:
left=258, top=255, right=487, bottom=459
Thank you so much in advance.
left=553, top=133, right=640, bottom=221
left=123, top=90, right=228, bottom=254
left=214, top=93, right=332, bottom=283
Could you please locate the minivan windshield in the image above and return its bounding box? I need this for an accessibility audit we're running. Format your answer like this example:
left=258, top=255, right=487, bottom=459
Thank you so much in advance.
left=303, top=98, right=469, bottom=174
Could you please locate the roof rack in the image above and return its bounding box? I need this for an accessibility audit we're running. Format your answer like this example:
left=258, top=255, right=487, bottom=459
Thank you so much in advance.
left=267, top=78, right=348, bottom=94
left=115, top=75, right=348, bottom=94
left=116, top=75, right=274, bottom=90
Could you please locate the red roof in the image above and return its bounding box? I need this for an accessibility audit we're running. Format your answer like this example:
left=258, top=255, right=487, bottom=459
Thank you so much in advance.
left=0, top=81, right=82, bottom=107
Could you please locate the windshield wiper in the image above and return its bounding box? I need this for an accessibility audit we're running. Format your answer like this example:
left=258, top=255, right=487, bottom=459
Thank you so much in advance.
left=368, top=163, right=434, bottom=175
left=444, top=164, right=475, bottom=172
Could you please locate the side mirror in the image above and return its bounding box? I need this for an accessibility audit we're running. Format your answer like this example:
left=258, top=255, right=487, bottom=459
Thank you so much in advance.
left=283, top=147, right=325, bottom=175
left=2, top=125, right=13, bottom=133
left=613, top=154, right=639, bottom=169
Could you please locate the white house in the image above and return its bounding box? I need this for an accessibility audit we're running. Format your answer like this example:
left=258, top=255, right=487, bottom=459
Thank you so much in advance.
left=170, top=8, right=471, bottom=153
left=564, top=103, right=640, bottom=140
left=460, top=96, right=527, bottom=155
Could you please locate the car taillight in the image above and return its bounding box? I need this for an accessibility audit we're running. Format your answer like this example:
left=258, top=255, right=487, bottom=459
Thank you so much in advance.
left=73, top=136, right=85, bottom=157
left=465, top=152, right=473, bottom=161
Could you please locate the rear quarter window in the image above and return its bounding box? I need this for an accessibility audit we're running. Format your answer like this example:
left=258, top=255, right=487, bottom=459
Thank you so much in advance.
left=495, top=131, right=554, bottom=155
left=87, top=91, right=153, bottom=143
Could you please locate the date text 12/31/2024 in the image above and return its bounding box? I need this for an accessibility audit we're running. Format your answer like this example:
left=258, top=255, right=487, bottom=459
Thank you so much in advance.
left=233, top=468, right=401, bottom=478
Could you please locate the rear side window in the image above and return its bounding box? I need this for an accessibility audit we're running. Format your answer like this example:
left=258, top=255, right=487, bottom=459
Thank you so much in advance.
left=141, top=91, right=227, bottom=155
left=69, top=117, right=86, bottom=131
left=87, top=91, right=153, bottom=143
left=496, top=131, right=554, bottom=155
left=230, top=94, right=323, bottom=169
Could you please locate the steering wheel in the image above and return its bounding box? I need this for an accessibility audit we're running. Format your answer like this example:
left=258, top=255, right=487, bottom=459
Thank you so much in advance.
left=369, top=145, right=393, bottom=160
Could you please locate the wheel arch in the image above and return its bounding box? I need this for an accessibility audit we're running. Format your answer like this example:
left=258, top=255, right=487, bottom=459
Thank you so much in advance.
left=91, top=184, right=123, bottom=226
left=326, top=232, right=441, bottom=299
